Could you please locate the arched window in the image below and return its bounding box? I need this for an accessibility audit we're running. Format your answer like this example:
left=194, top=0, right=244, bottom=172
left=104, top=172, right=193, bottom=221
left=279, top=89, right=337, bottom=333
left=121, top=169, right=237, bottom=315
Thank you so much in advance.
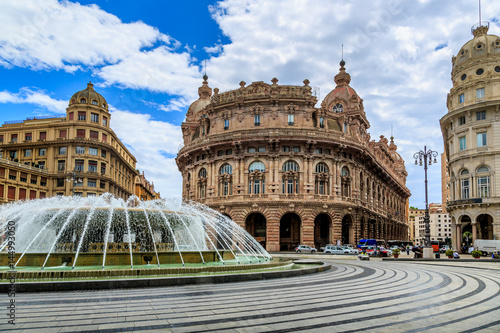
left=91, top=100, right=98, bottom=105
left=80, top=98, right=86, bottom=103
left=249, top=161, right=265, bottom=194
left=341, top=166, right=350, bottom=197
left=477, top=166, right=490, bottom=198
left=333, top=103, right=343, bottom=113
left=197, top=168, right=207, bottom=198
left=315, top=162, right=329, bottom=195
left=460, top=169, right=469, bottom=199
left=219, top=164, right=233, bottom=196
left=282, top=160, right=299, bottom=194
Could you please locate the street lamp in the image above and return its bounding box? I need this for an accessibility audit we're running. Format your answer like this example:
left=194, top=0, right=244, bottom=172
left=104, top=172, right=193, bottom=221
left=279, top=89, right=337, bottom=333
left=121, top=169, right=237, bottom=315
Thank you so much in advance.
left=66, top=170, right=83, bottom=196
left=413, top=146, right=438, bottom=258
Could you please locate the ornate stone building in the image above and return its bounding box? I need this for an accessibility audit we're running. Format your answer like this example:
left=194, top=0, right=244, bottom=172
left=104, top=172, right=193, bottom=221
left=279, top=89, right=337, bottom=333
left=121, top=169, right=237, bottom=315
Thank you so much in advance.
left=440, top=22, right=500, bottom=251
left=176, top=61, right=411, bottom=251
left=0, top=83, right=138, bottom=202
left=135, top=171, right=160, bottom=201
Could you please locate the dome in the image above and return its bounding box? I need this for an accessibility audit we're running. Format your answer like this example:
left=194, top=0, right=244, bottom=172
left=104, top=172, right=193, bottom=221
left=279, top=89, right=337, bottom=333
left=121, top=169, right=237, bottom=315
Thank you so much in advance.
left=322, top=60, right=362, bottom=111
left=453, top=23, right=500, bottom=69
left=69, top=82, right=108, bottom=109
left=186, top=77, right=212, bottom=119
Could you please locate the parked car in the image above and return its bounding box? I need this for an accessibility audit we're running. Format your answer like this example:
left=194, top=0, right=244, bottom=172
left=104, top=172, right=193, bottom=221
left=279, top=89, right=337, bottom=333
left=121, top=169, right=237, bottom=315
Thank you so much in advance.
left=320, top=244, right=335, bottom=252
left=324, top=245, right=346, bottom=254
left=440, top=245, right=450, bottom=253
left=342, top=246, right=359, bottom=254
left=295, top=245, right=317, bottom=253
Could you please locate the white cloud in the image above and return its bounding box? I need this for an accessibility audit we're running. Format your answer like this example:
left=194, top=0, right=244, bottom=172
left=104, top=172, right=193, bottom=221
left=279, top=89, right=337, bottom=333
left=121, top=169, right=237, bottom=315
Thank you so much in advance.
left=109, top=108, right=183, bottom=198
left=0, top=88, right=67, bottom=113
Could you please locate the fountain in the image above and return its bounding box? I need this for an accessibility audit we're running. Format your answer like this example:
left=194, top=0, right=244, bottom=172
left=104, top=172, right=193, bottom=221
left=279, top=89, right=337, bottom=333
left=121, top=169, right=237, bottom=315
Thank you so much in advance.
left=0, top=194, right=272, bottom=270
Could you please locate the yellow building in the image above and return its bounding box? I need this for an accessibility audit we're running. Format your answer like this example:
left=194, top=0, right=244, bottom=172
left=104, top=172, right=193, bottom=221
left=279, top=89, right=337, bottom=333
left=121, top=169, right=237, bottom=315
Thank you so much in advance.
left=0, top=83, right=138, bottom=202
left=134, top=171, right=160, bottom=201
left=440, top=22, right=500, bottom=251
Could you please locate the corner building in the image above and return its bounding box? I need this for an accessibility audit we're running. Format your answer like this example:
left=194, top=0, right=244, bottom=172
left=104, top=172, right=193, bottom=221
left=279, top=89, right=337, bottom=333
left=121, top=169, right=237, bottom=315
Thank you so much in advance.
left=177, top=62, right=410, bottom=251
left=440, top=22, right=500, bottom=251
left=0, top=83, right=138, bottom=202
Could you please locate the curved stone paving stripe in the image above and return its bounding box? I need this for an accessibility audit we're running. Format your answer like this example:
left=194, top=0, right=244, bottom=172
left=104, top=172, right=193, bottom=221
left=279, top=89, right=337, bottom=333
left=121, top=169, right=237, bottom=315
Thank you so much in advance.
left=2, top=260, right=500, bottom=332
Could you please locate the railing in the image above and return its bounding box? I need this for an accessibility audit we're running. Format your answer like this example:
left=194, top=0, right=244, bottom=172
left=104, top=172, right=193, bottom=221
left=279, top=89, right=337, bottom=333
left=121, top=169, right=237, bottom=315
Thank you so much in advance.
left=3, top=115, right=65, bottom=125
left=0, top=158, right=49, bottom=174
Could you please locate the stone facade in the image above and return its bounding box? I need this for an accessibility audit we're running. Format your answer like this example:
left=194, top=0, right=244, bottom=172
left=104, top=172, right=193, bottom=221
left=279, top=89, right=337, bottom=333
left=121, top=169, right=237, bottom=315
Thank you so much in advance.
left=135, top=171, right=160, bottom=200
left=0, top=83, right=138, bottom=202
left=440, top=22, right=500, bottom=252
left=177, top=62, right=411, bottom=252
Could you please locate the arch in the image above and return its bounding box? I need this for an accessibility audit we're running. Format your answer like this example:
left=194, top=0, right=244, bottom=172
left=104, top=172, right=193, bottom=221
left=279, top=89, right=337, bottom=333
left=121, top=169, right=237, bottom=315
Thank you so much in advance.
left=315, top=162, right=329, bottom=173
left=341, top=166, right=351, bottom=197
left=79, top=98, right=86, bottom=103
left=219, top=163, right=233, bottom=175
left=460, top=215, right=473, bottom=251
left=280, top=212, right=301, bottom=251
left=282, top=160, right=299, bottom=172
left=198, top=168, right=207, bottom=178
left=219, top=163, right=233, bottom=196
left=245, top=213, right=267, bottom=248
left=314, top=162, right=329, bottom=195
left=476, top=214, right=494, bottom=240
left=249, top=161, right=265, bottom=194
left=197, top=168, right=207, bottom=198
left=282, top=160, right=300, bottom=194
left=341, top=214, right=354, bottom=245
left=314, top=213, right=331, bottom=250
left=249, top=161, right=265, bottom=172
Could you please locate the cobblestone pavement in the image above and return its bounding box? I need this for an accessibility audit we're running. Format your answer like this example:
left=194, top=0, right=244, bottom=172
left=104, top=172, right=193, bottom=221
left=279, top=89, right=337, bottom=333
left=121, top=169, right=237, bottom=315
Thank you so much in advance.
left=3, top=259, right=500, bottom=332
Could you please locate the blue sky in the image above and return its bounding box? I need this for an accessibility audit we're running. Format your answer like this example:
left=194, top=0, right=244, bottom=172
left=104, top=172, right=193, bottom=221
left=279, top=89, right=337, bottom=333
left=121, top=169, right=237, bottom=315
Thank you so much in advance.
left=1, top=0, right=499, bottom=207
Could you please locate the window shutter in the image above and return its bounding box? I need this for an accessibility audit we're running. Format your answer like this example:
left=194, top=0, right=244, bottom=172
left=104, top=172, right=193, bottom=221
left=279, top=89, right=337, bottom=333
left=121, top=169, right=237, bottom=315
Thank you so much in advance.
left=19, top=188, right=26, bottom=200
left=60, top=129, right=67, bottom=138
left=30, top=190, right=37, bottom=199
left=8, top=186, right=16, bottom=199
left=77, top=129, right=85, bottom=138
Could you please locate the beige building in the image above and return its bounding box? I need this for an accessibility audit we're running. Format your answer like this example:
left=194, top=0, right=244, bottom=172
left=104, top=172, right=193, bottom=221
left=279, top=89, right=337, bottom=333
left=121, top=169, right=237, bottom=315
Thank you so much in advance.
left=0, top=83, right=138, bottom=202
left=440, top=22, right=500, bottom=252
left=408, top=207, right=425, bottom=244
left=413, top=204, right=452, bottom=246
left=134, top=171, right=160, bottom=201
left=177, top=61, right=411, bottom=252
left=441, top=152, right=450, bottom=212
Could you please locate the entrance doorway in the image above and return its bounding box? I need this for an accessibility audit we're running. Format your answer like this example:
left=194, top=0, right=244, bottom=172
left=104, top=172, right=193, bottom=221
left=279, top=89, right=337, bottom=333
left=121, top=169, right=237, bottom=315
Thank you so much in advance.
left=342, top=215, right=353, bottom=245
left=314, top=214, right=330, bottom=250
left=245, top=213, right=267, bottom=248
left=280, top=213, right=301, bottom=251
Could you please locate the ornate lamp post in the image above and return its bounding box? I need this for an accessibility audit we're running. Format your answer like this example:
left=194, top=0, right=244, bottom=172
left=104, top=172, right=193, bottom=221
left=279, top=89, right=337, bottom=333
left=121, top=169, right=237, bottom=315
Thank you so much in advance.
left=66, top=170, right=83, bottom=196
left=413, top=146, right=438, bottom=258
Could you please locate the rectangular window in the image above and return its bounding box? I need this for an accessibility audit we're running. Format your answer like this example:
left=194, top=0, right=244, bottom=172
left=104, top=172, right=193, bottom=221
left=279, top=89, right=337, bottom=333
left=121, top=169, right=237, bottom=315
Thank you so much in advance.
left=288, top=114, right=294, bottom=125
left=31, top=176, right=37, bottom=185
left=89, top=147, right=98, bottom=155
left=344, top=122, right=348, bottom=133
left=39, top=132, right=46, bottom=140
left=59, top=129, right=67, bottom=139
left=459, top=136, right=466, bottom=151
left=75, top=159, right=84, bottom=171
left=76, top=146, right=85, bottom=154
left=217, top=150, right=224, bottom=156
left=478, top=176, right=490, bottom=197
left=90, top=130, right=98, bottom=140
left=88, top=160, right=97, bottom=172
left=77, top=129, right=85, bottom=138
left=461, top=178, right=470, bottom=199
left=101, top=163, right=106, bottom=174
left=254, top=180, right=260, bottom=194
left=476, top=111, right=486, bottom=120
left=258, top=147, right=266, bottom=152
left=0, top=135, right=3, bottom=142
left=69, top=112, right=74, bottom=121
left=459, top=94, right=465, bottom=103
left=88, top=179, right=97, bottom=187
left=59, top=147, right=66, bottom=155
left=24, top=149, right=31, bottom=157
left=315, top=148, right=323, bottom=154
left=58, top=160, right=65, bottom=172
left=100, top=181, right=106, bottom=189
left=102, top=133, right=107, bottom=142
left=476, top=88, right=485, bottom=99
left=78, top=111, right=86, bottom=121
left=56, top=178, right=65, bottom=187
left=102, top=117, right=108, bottom=126
left=39, top=148, right=46, bottom=156
left=101, top=150, right=106, bottom=158
left=292, top=146, right=300, bottom=152
left=458, top=116, right=466, bottom=125
left=248, top=147, right=256, bottom=153
left=38, top=161, right=45, bottom=169
left=319, top=117, right=325, bottom=128
left=325, top=149, right=331, bottom=154
left=225, top=149, right=232, bottom=155
left=91, top=113, right=99, bottom=123
left=25, top=133, right=32, bottom=141
left=224, top=119, right=229, bottom=130
left=254, top=115, right=260, bottom=126
left=282, top=146, right=290, bottom=152
left=477, top=132, right=487, bottom=147
left=287, top=179, right=294, bottom=194
left=11, top=134, right=17, bottom=142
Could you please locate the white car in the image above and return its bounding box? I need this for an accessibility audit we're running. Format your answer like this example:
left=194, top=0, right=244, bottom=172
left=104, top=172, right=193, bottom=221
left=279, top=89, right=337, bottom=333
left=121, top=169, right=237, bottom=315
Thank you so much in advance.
left=324, top=245, right=348, bottom=254
left=343, top=247, right=359, bottom=254
left=295, top=245, right=317, bottom=253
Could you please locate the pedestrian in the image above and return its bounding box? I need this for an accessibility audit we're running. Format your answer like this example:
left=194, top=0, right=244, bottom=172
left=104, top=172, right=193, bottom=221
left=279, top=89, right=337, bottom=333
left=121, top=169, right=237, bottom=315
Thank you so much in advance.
left=406, top=246, right=410, bottom=255
left=453, top=250, right=460, bottom=259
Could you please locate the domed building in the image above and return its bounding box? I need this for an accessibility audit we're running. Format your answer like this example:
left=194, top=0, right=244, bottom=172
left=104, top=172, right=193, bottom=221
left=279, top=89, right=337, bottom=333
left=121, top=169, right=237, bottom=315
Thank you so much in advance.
left=440, top=22, right=500, bottom=251
left=177, top=62, right=411, bottom=251
left=0, top=82, right=139, bottom=202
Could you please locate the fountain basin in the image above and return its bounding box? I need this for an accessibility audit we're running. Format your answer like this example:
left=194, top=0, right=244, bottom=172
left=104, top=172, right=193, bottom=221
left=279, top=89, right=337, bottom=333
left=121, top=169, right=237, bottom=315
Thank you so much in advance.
left=0, top=250, right=235, bottom=267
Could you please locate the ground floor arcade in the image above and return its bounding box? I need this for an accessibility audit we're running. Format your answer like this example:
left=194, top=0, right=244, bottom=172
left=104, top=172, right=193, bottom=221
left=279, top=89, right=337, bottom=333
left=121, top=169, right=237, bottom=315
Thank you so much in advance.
left=449, top=208, right=499, bottom=253
left=217, top=203, right=408, bottom=252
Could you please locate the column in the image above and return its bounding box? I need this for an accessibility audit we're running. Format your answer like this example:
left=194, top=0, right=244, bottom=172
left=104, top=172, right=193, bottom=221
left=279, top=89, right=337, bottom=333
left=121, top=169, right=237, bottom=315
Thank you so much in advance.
left=472, top=223, right=477, bottom=245
left=456, top=224, right=462, bottom=252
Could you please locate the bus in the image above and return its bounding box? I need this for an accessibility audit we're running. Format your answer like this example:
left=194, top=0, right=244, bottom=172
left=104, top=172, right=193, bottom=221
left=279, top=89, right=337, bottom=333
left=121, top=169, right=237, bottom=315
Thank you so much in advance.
left=358, top=239, right=386, bottom=248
